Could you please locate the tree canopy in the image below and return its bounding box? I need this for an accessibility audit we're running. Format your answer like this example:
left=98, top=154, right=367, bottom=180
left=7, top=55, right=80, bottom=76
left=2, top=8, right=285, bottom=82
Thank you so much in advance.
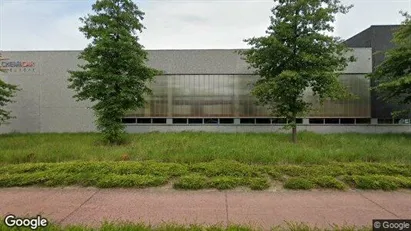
left=0, top=53, right=20, bottom=126
left=240, top=0, right=354, bottom=143
left=368, top=12, right=411, bottom=118
left=69, top=0, right=162, bottom=144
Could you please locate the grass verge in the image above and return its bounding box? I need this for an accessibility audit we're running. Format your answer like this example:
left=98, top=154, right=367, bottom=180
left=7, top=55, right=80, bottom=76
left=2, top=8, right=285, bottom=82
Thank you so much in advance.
left=0, top=160, right=410, bottom=190
left=1, top=132, right=411, bottom=165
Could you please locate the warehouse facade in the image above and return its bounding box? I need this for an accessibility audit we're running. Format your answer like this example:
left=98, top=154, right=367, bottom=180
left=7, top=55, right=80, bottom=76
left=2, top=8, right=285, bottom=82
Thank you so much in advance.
left=344, top=25, right=411, bottom=120
left=0, top=25, right=410, bottom=134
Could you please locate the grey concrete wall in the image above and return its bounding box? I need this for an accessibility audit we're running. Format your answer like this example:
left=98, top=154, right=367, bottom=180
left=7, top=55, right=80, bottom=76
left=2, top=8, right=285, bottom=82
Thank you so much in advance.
left=0, top=51, right=43, bottom=133
left=0, top=49, right=373, bottom=134
left=0, top=51, right=95, bottom=133
left=147, top=48, right=372, bottom=75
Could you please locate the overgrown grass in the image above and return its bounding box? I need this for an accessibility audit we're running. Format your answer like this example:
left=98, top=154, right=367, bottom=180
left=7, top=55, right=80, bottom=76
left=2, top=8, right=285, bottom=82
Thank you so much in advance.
left=1, top=132, right=411, bottom=165
left=0, top=160, right=410, bottom=190
left=0, top=221, right=372, bottom=231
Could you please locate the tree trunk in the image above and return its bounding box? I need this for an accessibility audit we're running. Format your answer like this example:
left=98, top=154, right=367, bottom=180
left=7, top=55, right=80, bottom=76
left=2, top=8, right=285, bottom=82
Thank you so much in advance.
left=291, top=116, right=297, bottom=144
left=292, top=126, right=297, bottom=143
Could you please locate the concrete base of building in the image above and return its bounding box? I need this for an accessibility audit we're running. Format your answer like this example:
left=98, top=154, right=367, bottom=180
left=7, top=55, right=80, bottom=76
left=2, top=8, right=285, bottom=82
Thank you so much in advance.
left=125, top=125, right=411, bottom=134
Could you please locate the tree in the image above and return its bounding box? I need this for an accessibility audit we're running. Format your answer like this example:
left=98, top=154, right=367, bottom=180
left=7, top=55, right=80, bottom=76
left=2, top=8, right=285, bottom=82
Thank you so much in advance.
left=240, top=0, right=354, bottom=143
left=0, top=53, right=20, bottom=125
left=69, top=0, right=162, bottom=145
left=367, top=12, right=411, bottom=118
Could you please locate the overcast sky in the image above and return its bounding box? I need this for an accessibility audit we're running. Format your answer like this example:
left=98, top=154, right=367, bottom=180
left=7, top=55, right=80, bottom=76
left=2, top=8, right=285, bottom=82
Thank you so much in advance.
left=0, top=0, right=410, bottom=50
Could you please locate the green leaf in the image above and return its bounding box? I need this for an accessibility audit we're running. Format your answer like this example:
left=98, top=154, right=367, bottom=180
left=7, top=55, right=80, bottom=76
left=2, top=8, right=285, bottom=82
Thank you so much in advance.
left=368, top=12, right=411, bottom=116
left=0, top=54, right=21, bottom=126
left=68, top=0, right=163, bottom=145
left=240, top=0, right=353, bottom=142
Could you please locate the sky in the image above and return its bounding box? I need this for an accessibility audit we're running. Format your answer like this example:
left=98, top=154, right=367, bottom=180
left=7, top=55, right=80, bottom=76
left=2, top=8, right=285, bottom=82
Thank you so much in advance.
left=0, top=0, right=410, bottom=50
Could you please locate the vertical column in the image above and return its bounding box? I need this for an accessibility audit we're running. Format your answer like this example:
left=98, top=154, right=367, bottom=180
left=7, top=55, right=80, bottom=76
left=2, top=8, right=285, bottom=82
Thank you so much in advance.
left=167, top=75, right=173, bottom=118
left=234, top=75, right=240, bottom=118
left=144, top=81, right=151, bottom=117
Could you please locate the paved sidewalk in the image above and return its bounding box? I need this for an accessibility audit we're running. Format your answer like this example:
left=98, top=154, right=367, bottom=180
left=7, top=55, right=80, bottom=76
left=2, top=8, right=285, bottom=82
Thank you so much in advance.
left=1, top=187, right=410, bottom=230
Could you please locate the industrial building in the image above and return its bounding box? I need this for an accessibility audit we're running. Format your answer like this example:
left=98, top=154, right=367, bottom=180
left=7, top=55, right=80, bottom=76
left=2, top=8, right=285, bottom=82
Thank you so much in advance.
left=0, top=25, right=410, bottom=134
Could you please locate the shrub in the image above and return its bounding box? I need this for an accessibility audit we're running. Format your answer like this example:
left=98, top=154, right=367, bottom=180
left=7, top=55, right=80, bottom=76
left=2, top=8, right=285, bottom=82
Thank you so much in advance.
left=309, top=165, right=345, bottom=177
left=0, top=163, right=51, bottom=174
left=0, top=161, right=411, bottom=191
left=51, top=162, right=113, bottom=175
left=342, top=175, right=399, bottom=190
left=44, top=173, right=79, bottom=187
left=284, top=178, right=314, bottom=190
left=173, top=175, right=209, bottom=190
left=141, top=161, right=188, bottom=177
left=266, top=168, right=284, bottom=181
left=0, top=172, right=49, bottom=187
left=343, top=163, right=388, bottom=176
left=110, top=162, right=145, bottom=175
left=247, top=177, right=271, bottom=190
left=312, top=176, right=347, bottom=190
left=97, top=174, right=167, bottom=188
left=394, top=176, right=411, bottom=188
left=189, top=160, right=262, bottom=177
left=276, top=165, right=309, bottom=177
left=209, top=177, right=243, bottom=190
